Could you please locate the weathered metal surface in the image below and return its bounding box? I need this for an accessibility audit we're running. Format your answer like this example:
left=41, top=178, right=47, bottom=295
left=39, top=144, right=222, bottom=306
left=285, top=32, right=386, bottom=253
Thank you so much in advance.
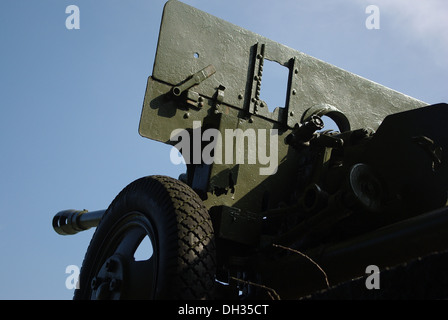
left=139, top=74, right=302, bottom=213
left=143, top=0, right=426, bottom=134
left=139, top=0, right=428, bottom=214
left=210, top=205, right=262, bottom=246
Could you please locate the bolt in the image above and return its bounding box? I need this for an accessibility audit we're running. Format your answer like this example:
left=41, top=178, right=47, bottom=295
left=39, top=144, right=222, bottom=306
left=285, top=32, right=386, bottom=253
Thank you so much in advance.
left=184, top=112, right=190, bottom=119
left=109, top=279, right=120, bottom=291
left=105, top=260, right=116, bottom=272
left=294, top=68, right=299, bottom=74
left=289, top=111, right=294, bottom=116
left=91, top=277, right=98, bottom=290
left=257, top=53, right=263, bottom=59
left=292, top=89, right=297, bottom=95
left=238, top=94, right=243, bottom=100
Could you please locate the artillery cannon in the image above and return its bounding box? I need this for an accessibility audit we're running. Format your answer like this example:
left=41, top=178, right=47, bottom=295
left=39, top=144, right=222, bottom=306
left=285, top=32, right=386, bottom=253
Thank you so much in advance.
left=53, top=0, right=448, bottom=300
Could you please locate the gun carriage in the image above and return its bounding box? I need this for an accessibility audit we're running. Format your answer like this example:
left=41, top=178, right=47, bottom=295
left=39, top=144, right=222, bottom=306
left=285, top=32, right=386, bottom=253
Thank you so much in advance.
left=53, top=1, right=448, bottom=299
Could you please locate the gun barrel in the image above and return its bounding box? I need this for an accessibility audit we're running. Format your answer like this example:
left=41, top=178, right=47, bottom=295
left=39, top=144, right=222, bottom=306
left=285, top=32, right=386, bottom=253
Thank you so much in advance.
left=52, top=209, right=106, bottom=235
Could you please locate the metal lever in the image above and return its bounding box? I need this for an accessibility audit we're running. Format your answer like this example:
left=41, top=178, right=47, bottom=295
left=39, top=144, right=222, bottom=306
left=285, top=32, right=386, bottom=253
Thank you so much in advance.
left=172, top=64, right=216, bottom=96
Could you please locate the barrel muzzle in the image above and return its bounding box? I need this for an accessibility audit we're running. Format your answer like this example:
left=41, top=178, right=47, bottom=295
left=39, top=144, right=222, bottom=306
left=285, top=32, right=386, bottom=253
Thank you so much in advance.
left=52, top=209, right=106, bottom=235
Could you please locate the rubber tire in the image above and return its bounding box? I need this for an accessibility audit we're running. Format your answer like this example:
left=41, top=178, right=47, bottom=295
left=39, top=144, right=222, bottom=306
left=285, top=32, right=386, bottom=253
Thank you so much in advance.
left=74, top=175, right=216, bottom=300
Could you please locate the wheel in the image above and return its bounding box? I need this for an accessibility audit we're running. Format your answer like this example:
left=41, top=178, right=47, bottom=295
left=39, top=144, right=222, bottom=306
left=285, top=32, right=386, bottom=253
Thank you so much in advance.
left=74, top=175, right=216, bottom=300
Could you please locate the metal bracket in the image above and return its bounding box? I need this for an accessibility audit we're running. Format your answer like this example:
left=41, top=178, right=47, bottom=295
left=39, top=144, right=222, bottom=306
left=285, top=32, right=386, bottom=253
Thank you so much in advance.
left=185, top=90, right=204, bottom=109
left=249, top=43, right=265, bottom=115
left=287, top=57, right=301, bottom=128
left=216, top=85, right=226, bottom=104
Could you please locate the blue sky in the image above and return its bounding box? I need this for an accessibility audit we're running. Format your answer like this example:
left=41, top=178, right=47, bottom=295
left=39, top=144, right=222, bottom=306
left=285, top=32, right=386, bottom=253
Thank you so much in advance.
left=0, top=0, right=447, bottom=299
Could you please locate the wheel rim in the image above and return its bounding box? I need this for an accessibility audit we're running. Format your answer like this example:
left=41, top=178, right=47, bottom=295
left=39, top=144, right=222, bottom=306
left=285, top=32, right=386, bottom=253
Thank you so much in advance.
left=89, top=212, right=158, bottom=300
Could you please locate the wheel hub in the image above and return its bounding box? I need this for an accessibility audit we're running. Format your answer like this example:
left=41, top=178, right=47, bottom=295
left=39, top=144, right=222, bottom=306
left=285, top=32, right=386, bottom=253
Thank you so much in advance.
left=90, top=254, right=125, bottom=300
